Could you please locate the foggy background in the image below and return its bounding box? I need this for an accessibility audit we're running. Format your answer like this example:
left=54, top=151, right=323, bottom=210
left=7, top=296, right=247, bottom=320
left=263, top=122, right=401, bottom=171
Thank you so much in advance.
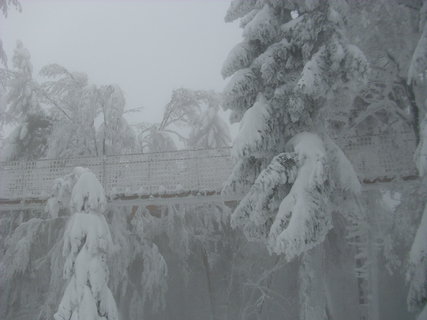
left=0, top=0, right=241, bottom=128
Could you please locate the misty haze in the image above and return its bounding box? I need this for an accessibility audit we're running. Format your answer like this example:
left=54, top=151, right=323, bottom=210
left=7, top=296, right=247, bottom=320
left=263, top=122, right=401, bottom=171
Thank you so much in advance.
left=0, top=1, right=426, bottom=320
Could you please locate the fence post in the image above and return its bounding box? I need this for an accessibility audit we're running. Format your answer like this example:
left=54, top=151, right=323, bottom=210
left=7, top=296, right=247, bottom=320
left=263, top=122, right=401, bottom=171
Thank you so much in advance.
left=102, top=155, right=107, bottom=194
left=148, top=155, right=151, bottom=195
left=195, top=149, right=201, bottom=192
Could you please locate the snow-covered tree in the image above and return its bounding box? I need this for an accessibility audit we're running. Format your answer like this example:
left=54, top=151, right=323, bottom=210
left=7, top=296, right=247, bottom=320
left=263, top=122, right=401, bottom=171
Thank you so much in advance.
left=45, top=167, right=170, bottom=319
left=6, top=41, right=39, bottom=119
left=1, top=41, right=51, bottom=161
left=39, top=64, right=98, bottom=158
left=96, top=84, right=136, bottom=156
left=137, top=88, right=230, bottom=152
left=159, top=88, right=230, bottom=149
left=222, top=1, right=370, bottom=318
left=341, top=0, right=422, bottom=145
left=335, top=3, right=427, bottom=319
left=188, top=93, right=231, bottom=149
left=136, top=88, right=201, bottom=152
left=54, top=168, right=119, bottom=320
left=223, top=0, right=367, bottom=254
left=39, top=65, right=137, bottom=158
left=136, top=123, right=178, bottom=153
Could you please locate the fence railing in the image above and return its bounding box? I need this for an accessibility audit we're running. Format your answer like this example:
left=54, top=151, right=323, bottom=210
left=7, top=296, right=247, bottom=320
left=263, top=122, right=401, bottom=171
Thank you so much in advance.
left=0, top=148, right=234, bottom=200
left=0, top=128, right=419, bottom=201
left=334, top=128, right=417, bottom=183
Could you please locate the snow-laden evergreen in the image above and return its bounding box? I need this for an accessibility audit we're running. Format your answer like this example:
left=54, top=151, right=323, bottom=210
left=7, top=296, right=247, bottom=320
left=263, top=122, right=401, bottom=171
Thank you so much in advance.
left=267, top=133, right=331, bottom=258
left=222, top=1, right=371, bottom=318
left=54, top=169, right=118, bottom=320
left=223, top=0, right=367, bottom=259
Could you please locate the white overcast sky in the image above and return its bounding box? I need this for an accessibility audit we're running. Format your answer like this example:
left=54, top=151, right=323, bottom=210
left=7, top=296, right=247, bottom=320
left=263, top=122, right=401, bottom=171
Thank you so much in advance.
left=0, top=0, right=241, bottom=125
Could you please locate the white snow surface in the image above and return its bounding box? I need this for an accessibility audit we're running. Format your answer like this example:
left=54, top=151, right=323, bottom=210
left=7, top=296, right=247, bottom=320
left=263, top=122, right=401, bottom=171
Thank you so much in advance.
left=281, top=14, right=303, bottom=35
left=253, top=38, right=289, bottom=85
left=221, top=41, right=254, bottom=78
left=242, top=5, right=278, bottom=45
left=62, top=213, right=113, bottom=275
left=232, top=93, right=270, bottom=158
left=46, top=166, right=91, bottom=218
left=56, top=211, right=118, bottom=320
left=230, top=152, right=297, bottom=232
left=224, top=0, right=258, bottom=23
left=297, top=46, right=325, bottom=97
left=222, top=67, right=258, bottom=114
left=70, top=171, right=107, bottom=214
left=269, top=132, right=332, bottom=259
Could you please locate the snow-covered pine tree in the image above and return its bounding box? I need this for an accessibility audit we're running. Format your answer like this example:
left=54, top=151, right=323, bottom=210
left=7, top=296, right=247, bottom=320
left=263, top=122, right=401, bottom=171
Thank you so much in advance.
left=223, top=0, right=367, bottom=256
left=54, top=169, right=119, bottom=320
left=222, top=1, right=369, bottom=318
left=45, top=167, right=169, bottom=319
